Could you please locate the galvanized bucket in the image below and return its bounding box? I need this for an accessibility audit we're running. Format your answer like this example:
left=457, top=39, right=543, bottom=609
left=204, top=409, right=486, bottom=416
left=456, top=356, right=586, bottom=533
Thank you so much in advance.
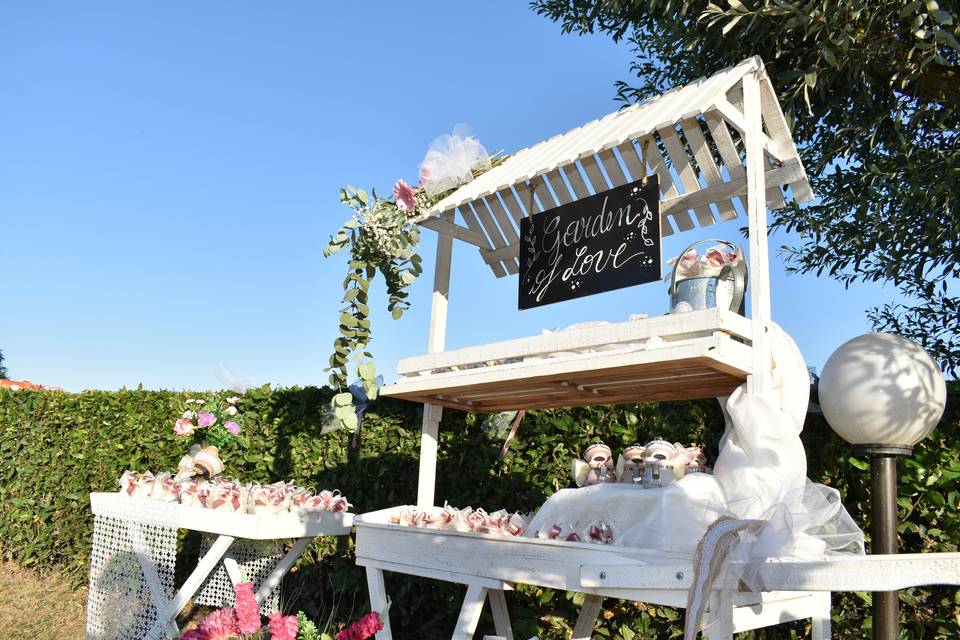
left=668, top=239, right=747, bottom=314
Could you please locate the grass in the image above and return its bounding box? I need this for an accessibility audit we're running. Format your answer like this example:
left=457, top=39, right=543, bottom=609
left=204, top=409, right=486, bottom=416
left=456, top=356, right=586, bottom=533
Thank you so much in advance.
left=0, top=562, right=87, bottom=640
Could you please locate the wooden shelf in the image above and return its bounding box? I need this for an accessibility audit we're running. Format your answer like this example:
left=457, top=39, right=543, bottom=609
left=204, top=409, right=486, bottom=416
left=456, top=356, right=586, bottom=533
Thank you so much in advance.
left=381, top=308, right=752, bottom=412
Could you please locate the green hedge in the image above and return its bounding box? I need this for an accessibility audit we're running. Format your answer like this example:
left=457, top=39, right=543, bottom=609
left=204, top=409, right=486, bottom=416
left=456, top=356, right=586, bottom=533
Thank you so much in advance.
left=1, top=385, right=958, bottom=639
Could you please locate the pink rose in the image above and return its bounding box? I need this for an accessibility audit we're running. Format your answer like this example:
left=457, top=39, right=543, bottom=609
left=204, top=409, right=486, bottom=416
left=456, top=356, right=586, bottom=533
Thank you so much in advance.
left=225, top=420, right=240, bottom=435
left=392, top=179, right=418, bottom=212
left=174, top=418, right=195, bottom=436
left=197, top=412, right=216, bottom=427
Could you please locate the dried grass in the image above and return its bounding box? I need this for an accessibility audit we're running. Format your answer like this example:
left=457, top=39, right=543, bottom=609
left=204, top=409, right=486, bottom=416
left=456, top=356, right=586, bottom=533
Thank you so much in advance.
left=0, top=562, right=87, bottom=640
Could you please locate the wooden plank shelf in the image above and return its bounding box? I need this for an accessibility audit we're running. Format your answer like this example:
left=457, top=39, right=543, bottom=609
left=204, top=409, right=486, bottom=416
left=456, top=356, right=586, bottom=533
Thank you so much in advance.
left=381, top=308, right=752, bottom=412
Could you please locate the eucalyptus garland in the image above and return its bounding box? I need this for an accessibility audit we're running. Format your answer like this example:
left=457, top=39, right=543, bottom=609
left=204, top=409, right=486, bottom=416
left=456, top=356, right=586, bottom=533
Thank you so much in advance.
left=323, top=149, right=505, bottom=431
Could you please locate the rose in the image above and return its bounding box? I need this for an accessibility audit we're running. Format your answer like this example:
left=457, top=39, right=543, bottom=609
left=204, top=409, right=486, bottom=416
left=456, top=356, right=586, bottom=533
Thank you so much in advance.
left=173, top=418, right=195, bottom=436
left=197, top=412, right=216, bottom=427
left=225, top=405, right=238, bottom=416
left=225, top=421, right=240, bottom=435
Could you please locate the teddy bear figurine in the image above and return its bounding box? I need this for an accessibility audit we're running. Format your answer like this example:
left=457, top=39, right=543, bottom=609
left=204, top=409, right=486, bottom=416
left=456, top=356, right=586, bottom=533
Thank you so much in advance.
left=571, top=442, right=616, bottom=487
left=615, top=443, right=646, bottom=484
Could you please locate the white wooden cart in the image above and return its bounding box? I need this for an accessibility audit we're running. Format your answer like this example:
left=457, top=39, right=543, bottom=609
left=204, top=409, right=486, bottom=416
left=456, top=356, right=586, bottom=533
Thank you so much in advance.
left=86, top=492, right=352, bottom=640
left=352, top=57, right=960, bottom=639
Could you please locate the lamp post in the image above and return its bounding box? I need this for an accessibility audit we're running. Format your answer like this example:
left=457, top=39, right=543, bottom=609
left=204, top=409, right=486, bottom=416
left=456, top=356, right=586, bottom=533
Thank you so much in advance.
left=818, top=333, right=947, bottom=640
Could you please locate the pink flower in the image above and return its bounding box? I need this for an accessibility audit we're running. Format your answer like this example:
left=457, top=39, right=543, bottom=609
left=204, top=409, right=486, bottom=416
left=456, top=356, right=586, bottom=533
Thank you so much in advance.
left=225, top=420, right=240, bottom=435
left=176, top=631, right=205, bottom=640
left=174, top=418, right=195, bottom=436
left=268, top=612, right=299, bottom=640
left=198, top=607, right=239, bottom=640
left=392, top=179, right=418, bottom=212
left=338, top=612, right=384, bottom=640
left=234, top=582, right=260, bottom=634
left=197, top=412, right=217, bottom=427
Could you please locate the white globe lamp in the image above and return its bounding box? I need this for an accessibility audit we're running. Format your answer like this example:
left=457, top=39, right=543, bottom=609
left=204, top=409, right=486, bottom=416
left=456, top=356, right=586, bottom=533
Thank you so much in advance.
left=818, top=332, right=947, bottom=640
left=819, top=332, right=946, bottom=453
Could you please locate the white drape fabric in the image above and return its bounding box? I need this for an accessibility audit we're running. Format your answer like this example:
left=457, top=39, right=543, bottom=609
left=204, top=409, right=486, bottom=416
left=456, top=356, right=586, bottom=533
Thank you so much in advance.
left=525, top=323, right=864, bottom=572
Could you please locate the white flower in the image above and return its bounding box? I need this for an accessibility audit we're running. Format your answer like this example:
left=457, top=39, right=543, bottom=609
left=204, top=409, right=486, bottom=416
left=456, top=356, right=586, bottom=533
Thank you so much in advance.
left=225, top=405, right=238, bottom=416
left=182, top=410, right=197, bottom=420
left=226, top=396, right=240, bottom=404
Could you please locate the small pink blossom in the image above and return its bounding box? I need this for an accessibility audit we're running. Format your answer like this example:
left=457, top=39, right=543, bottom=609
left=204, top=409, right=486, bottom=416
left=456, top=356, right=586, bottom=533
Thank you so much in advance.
left=392, top=179, right=418, bottom=212
left=234, top=581, right=260, bottom=634
left=338, top=612, right=385, bottom=640
left=268, top=611, right=299, bottom=640
left=174, top=418, right=195, bottom=436
left=198, top=607, right=239, bottom=640
left=197, top=412, right=216, bottom=427
left=225, top=420, right=241, bottom=435
left=175, top=630, right=204, bottom=640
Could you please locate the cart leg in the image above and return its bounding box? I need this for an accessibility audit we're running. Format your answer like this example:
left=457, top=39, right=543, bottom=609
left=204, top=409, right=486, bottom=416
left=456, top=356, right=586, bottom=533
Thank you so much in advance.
left=452, top=584, right=488, bottom=640
left=254, top=537, right=312, bottom=603
left=703, top=591, right=734, bottom=640
left=365, top=566, right=393, bottom=640
left=572, top=594, right=604, bottom=640
left=488, top=589, right=514, bottom=640
left=811, top=592, right=831, bottom=640
left=147, top=534, right=236, bottom=640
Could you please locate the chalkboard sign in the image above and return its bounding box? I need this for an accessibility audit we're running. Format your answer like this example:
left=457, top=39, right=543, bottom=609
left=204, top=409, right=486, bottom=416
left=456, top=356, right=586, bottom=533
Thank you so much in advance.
left=519, top=176, right=660, bottom=309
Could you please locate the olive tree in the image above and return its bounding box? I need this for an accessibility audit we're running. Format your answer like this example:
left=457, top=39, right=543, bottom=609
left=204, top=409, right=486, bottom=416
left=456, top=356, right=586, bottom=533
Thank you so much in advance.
left=533, top=0, right=960, bottom=377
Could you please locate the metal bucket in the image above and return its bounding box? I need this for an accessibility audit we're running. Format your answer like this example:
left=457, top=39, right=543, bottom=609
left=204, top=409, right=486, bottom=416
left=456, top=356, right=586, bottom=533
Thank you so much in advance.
left=668, top=239, right=747, bottom=314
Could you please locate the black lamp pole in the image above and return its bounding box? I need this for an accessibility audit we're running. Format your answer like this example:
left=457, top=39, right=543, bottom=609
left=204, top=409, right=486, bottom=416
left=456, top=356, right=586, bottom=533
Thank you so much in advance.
left=854, top=444, right=911, bottom=640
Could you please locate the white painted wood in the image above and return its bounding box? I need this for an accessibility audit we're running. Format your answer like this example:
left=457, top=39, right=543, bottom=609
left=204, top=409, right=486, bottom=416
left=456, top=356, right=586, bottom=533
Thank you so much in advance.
left=561, top=162, right=591, bottom=200
left=384, top=333, right=753, bottom=402
left=254, top=537, right=313, bottom=603
left=729, top=592, right=822, bottom=632
left=811, top=591, right=831, bottom=640
left=454, top=584, right=489, bottom=640
left=679, top=117, right=738, bottom=221
left=598, top=148, right=628, bottom=186
left=365, top=566, right=394, bottom=640
left=545, top=169, right=573, bottom=206
left=482, top=195, right=520, bottom=246
left=758, top=74, right=814, bottom=203
left=704, top=591, right=734, bottom=640
left=420, top=215, right=489, bottom=249
left=418, top=222, right=453, bottom=507
left=580, top=154, right=610, bottom=194
left=572, top=594, right=604, bottom=640
left=356, top=556, right=514, bottom=591
left=660, top=161, right=804, bottom=220
left=580, top=552, right=960, bottom=591
left=469, top=201, right=518, bottom=275
left=90, top=493, right=352, bottom=538
left=222, top=553, right=244, bottom=586
left=147, top=534, right=236, bottom=639
left=397, top=308, right=751, bottom=374
left=616, top=141, right=673, bottom=237
left=657, top=125, right=716, bottom=227
left=488, top=589, right=515, bottom=640
left=711, top=97, right=788, bottom=163
left=742, top=70, right=773, bottom=397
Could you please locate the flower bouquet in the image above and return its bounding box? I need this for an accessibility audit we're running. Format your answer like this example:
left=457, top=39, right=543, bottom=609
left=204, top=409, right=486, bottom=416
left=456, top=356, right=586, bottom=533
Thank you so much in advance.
left=173, top=395, right=248, bottom=479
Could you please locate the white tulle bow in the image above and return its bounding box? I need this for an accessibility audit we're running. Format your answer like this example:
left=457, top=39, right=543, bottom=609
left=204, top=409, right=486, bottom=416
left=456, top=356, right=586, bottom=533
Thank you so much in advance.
left=418, top=125, right=491, bottom=198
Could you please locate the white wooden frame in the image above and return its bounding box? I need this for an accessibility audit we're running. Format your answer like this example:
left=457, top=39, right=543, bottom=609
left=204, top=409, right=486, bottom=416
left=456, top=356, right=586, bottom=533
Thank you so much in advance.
left=89, top=493, right=353, bottom=638
left=359, top=60, right=960, bottom=638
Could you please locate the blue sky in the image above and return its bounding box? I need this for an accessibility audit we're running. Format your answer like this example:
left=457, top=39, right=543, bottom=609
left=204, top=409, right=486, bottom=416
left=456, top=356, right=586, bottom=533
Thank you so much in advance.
left=0, top=2, right=906, bottom=392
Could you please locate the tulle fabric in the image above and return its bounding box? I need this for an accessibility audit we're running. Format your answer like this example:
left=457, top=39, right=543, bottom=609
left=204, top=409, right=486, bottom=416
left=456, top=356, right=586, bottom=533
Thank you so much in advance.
left=525, top=323, right=864, bottom=579
left=418, top=124, right=491, bottom=197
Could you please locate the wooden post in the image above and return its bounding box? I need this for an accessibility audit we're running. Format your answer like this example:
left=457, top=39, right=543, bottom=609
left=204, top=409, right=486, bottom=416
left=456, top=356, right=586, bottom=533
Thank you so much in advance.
left=742, top=71, right=773, bottom=396
left=417, top=216, right=454, bottom=507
